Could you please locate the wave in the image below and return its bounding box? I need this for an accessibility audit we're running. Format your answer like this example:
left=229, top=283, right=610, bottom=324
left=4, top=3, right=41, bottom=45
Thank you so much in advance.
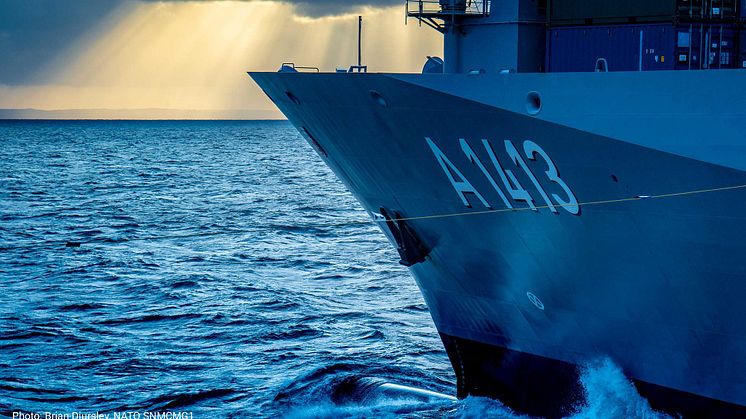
left=570, top=358, right=671, bottom=419
left=274, top=359, right=672, bottom=419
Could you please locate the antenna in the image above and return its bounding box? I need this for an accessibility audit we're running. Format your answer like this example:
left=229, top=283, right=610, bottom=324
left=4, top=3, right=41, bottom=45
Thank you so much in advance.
left=358, top=16, right=363, bottom=67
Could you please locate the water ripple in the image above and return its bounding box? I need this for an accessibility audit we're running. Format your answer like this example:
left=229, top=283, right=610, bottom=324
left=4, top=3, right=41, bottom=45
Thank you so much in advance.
left=0, top=121, right=668, bottom=419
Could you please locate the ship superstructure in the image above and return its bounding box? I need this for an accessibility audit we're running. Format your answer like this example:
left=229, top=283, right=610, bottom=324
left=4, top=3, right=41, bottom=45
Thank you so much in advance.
left=250, top=1, right=746, bottom=417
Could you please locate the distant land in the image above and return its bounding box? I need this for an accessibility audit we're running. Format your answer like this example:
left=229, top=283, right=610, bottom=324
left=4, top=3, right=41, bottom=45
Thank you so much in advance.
left=0, top=108, right=285, bottom=120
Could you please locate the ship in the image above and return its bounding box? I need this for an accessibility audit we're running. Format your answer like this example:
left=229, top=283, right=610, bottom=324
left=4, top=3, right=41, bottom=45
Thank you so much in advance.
left=249, top=1, right=746, bottom=417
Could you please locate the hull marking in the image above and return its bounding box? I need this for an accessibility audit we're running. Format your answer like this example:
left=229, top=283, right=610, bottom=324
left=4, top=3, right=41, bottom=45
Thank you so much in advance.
left=428, top=138, right=580, bottom=215
left=526, top=292, right=545, bottom=310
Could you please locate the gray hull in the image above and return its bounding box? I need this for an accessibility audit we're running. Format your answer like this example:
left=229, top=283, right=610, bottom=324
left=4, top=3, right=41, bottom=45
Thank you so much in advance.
left=249, top=70, right=746, bottom=417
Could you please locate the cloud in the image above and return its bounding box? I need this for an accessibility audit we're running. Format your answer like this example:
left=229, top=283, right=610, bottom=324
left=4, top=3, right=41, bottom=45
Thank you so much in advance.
left=142, top=0, right=402, bottom=17
left=0, top=0, right=404, bottom=84
left=267, top=1, right=402, bottom=17
left=0, top=0, right=120, bottom=84
left=1, top=1, right=440, bottom=114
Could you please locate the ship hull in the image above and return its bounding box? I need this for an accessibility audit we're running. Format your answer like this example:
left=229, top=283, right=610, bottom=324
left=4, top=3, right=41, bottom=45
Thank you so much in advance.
left=249, top=70, right=746, bottom=417
left=441, top=332, right=746, bottom=417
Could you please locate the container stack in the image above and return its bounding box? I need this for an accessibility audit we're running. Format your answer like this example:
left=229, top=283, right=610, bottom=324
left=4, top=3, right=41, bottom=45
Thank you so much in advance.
left=546, top=0, right=745, bottom=72
left=741, top=0, right=746, bottom=66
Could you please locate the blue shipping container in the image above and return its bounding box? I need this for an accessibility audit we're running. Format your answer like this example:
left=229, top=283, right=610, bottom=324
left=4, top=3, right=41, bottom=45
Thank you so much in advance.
left=673, top=24, right=737, bottom=69
left=550, top=0, right=738, bottom=25
left=547, top=23, right=737, bottom=72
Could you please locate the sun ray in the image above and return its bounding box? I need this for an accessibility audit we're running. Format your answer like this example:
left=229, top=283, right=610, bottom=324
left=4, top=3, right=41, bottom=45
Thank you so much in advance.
left=4, top=1, right=441, bottom=117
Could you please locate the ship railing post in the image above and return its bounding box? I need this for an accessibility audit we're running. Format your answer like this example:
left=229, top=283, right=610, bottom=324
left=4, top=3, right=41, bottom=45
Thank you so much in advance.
left=358, top=15, right=363, bottom=68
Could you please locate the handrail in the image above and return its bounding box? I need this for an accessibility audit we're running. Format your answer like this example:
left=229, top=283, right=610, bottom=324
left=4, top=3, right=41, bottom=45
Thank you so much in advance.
left=280, top=62, right=320, bottom=73
left=406, top=0, right=489, bottom=32
left=405, top=0, right=490, bottom=17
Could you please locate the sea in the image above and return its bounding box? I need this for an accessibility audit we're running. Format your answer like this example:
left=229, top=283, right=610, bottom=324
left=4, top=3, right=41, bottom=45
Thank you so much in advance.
left=0, top=120, right=670, bottom=418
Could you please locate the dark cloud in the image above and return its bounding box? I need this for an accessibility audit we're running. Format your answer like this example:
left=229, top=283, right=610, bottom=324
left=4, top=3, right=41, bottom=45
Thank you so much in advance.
left=0, top=0, right=118, bottom=85
left=0, top=0, right=401, bottom=84
left=269, top=1, right=401, bottom=17
left=141, top=0, right=402, bottom=17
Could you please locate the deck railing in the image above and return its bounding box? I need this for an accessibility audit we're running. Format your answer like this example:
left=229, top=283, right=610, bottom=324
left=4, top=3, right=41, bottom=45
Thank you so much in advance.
left=406, top=0, right=489, bottom=31
left=406, top=0, right=490, bottom=18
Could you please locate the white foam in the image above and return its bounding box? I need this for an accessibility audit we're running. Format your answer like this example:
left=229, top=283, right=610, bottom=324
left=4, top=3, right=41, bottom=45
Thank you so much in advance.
left=570, top=358, right=672, bottom=419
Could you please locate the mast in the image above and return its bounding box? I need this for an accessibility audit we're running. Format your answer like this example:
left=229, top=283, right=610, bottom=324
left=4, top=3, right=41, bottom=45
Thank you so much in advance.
left=358, top=16, right=363, bottom=68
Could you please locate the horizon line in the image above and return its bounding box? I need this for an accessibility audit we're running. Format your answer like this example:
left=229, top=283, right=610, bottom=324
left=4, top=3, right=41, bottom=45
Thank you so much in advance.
left=0, top=118, right=289, bottom=121
left=0, top=108, right=286, bottom=121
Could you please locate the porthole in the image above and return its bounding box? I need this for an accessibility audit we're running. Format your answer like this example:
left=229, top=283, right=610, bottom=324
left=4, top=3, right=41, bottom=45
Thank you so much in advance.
left=369, top=90, right=388, bottom=108
left=526, top=91, right=542, bottom=115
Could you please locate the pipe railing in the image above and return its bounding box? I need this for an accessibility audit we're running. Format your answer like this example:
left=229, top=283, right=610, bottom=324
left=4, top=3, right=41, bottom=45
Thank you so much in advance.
left=406, top=0, right=490, bottom=17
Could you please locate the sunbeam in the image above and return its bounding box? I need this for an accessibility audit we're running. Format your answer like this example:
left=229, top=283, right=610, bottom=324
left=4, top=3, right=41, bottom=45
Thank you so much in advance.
left=0, top=1, right=440, bottom=118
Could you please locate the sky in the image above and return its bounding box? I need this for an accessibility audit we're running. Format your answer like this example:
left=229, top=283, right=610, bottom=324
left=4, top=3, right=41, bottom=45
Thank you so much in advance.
left=0, top=0, right=440, bottom=119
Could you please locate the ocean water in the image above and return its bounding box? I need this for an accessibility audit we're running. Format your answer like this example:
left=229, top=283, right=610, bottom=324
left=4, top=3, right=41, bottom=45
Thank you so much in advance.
left=0, top=120, right=669, bottom=419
